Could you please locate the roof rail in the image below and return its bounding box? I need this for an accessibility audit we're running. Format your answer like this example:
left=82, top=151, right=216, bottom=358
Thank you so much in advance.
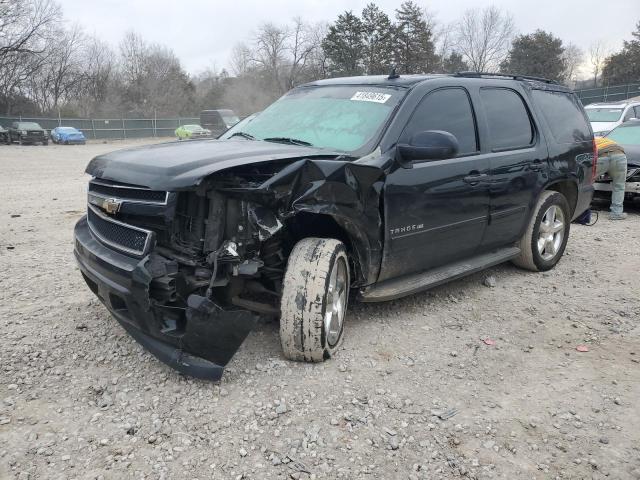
left=454, top=71, right=559, bottom=85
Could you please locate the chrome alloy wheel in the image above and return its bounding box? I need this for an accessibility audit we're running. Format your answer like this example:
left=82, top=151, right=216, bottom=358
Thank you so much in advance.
left=537, top=205, right=565, bottom=261
left=324, top=257, right=348, bottom=347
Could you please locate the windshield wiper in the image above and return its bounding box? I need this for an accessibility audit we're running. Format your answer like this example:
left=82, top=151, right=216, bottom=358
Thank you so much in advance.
left=263, top=137, right=313, bottom=147
left=229, top=131, right=256, bottom=140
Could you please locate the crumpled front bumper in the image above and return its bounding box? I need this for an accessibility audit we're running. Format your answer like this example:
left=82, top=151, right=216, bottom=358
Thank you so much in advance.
left=74, top=215, right=257, bottom=381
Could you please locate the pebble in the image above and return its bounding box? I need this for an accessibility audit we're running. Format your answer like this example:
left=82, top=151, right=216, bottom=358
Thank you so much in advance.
left=483, top=276, right=497, bottom=288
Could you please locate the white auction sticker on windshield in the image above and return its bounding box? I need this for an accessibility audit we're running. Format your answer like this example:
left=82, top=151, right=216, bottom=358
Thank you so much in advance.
left=351, top=91, right=392, bottom=103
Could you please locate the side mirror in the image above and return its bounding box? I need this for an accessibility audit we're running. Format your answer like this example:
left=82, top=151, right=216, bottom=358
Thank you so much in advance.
left=396, top=130, right=459, bottom=168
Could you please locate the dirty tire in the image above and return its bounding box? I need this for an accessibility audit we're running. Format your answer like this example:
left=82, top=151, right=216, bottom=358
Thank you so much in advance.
left=512, top=190, right=570, bottom=272
left=280, top=238, right=349, bottom=363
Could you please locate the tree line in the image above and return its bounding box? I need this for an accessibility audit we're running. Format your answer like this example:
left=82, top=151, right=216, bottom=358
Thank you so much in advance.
left=1, top=0, right=639, bottom=118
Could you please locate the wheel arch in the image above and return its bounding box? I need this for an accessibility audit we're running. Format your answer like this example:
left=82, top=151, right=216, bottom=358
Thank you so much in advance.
left=544, top=178, right=579, bottom=217
left=285, top=211, right=372, bottom=287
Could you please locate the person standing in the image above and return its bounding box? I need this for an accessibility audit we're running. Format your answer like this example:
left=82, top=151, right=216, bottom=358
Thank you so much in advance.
left=595, top=137, right=628, bottom=220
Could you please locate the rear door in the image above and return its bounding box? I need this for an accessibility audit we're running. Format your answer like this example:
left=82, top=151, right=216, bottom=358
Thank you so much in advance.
left=380, top=86, right=490, bottom=281
left=475, top=86, right=548, bottom=250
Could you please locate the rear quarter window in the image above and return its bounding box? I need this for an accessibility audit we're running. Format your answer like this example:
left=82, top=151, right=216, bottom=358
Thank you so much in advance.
left=532, top=90, right=592, bottom=144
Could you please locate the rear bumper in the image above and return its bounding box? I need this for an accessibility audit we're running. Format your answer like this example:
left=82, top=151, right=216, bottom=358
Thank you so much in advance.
left=594, top=181, right=640, bottom=194
left=74, top=215, right=256, bottom=380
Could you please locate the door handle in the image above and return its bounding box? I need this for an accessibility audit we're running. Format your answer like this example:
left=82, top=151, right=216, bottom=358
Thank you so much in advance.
left=463, top=173, right=488, bottom=185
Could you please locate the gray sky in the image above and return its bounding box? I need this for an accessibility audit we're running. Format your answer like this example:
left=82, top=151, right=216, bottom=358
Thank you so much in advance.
left=58, top=0, right=639, bottom=77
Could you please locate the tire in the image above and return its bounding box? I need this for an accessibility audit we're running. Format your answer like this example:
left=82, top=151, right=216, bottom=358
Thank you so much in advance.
left=18, top=137, right=23, bottom=146
left=280, top=238, right=350, bottom=362
left=43, top=140, right=48, bottom=145
left=512, top=191, right=570, bottom=272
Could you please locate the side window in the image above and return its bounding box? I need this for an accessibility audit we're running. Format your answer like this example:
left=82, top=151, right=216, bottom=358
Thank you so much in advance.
left=402, top=88, right=478, bottom=156
left=531, top=90, right=591, bottom=143
left=634, top=106, right=640, bottom=119
left=480, top=88, right=534, bottom=150
left=623, top=108, right=635, bottom=121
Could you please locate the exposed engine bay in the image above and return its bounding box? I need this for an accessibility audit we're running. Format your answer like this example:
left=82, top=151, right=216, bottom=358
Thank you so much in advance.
left=77, top=147, right=386, bottom=379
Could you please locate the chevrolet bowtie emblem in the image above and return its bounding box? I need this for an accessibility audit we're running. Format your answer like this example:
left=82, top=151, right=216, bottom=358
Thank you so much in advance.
left=102, top=198, right=122, bottom=214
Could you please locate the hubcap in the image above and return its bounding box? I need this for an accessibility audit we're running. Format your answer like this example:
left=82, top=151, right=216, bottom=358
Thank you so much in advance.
left=324, top=257, right=348, bottom=348
left=537, top=205, right=565, bottom=261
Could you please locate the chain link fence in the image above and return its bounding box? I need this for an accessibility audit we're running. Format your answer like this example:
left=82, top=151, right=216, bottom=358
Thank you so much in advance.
left=0, top=116, right=200, bottom=140
left=574, top=83, right=640, bottom=105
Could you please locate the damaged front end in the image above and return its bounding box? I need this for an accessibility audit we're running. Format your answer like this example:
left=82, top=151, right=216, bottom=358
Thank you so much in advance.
left=74, top=154, right=385, bottom=380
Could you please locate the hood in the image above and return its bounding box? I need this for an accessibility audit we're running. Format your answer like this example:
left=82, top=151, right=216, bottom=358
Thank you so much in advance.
left=590, top=121, right=618, bottom=135
left=85, top=139, right=341, bottom=190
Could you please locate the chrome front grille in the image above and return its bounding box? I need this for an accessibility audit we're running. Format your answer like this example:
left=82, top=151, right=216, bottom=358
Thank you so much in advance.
left=87, top=204, right=153, bottom=257
left=88, top=179, right=168, bottom=205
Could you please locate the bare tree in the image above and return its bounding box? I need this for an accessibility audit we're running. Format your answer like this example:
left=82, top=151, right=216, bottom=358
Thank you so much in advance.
left=229, top=42, right=253, bottom=76
left=284, top=17, right=316, bottom=89
left=0, top=0, right=60, bottom=58
left=561, top=43, right=583, bottom=87
left=27, top=24, right=86, bottom=113
left=76, top=36, right=115, bottom=116
left=252, top=22, right=289, bottom=93
left=0, top=0, right=61, bottom=113
left=589, top=41, right=609, bottom=87
left=304, top=22, right=329, bottom=80
left=454, top=5, right=515, bottom=72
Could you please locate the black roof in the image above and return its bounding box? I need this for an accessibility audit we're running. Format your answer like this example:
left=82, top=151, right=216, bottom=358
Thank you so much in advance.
left=303, top=72, right=570, bottom=92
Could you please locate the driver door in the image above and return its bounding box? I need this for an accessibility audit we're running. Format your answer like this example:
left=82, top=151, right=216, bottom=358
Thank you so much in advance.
left=379, top=87, right=490, bottom=281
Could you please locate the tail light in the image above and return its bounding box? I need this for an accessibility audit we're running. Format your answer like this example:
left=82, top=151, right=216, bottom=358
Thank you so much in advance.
left=591, top=138, right=598, bottom=183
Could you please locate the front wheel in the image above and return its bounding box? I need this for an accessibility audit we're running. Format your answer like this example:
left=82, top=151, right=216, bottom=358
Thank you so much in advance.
left=512, top=191, right=570, bottom=272
left=280, top=238, right=350, bottom=362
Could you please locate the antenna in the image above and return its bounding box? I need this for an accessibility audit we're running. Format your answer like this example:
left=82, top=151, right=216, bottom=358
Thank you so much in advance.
left=388, top=65, right=400, bottom=80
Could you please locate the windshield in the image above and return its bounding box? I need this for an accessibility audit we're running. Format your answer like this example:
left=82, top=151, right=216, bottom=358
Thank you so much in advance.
left=229, top=85, right=405, bottom=152
left=607, top=124, right=640, bottom=145
left=59, top=127, right=78, bottom=133
left=184, top=125, right=202, bottom=131
left=586, top=108, right=624, bottom=122
left=19, top=122, right=42, bottom=129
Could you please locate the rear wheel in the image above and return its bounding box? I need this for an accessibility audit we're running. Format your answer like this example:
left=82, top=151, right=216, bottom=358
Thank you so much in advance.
left=280, top=238, right=349, bottom=362
left=512, top=191, right=570, bottom=271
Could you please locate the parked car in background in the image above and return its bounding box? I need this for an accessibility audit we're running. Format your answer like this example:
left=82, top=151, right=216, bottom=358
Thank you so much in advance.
left=200, top=109, right=240, bottom=136
left=594, top=119, right=640, bottom=201
left=0, top=125, right=8, bottom=144
left=74, top=72, right=595, bottom=380
left=584, top=100, right=640, bottom=137
left=8, top=121, right=48, bottom=145
left=218, top=112, right=259, bottom=139
left=175, top=124, right=212, bottom=140
left=51, top=126, right=86, bottom=144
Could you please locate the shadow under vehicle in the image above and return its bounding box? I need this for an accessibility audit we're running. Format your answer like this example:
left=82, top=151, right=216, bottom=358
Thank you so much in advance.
left=74, top=72, right=595, bottom=380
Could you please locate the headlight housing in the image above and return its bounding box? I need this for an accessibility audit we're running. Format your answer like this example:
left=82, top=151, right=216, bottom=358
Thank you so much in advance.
left=21, top=130, right=27, bottom=135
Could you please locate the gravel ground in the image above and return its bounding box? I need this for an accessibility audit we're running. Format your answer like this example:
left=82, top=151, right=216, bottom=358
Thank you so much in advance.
left=1, top=140, right=639, bottom=480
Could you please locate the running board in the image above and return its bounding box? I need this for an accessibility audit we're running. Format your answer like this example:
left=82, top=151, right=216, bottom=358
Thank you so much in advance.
left=358, top=247, right=521, bottom=302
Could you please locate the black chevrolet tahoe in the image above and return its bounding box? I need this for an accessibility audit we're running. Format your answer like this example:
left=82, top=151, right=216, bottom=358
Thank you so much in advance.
left=74, top=72, right=596, bottom=380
